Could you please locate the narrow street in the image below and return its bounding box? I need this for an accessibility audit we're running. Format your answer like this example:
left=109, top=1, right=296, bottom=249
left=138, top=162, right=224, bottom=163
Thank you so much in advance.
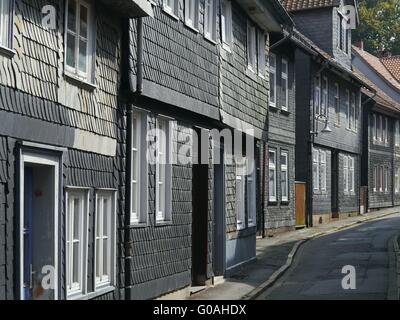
left=257, top=213, right=400, bottom=300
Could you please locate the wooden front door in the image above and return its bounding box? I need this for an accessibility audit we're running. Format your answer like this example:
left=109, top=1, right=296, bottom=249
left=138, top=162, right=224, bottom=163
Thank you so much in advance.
left=295, top=182, right=306, bottom=227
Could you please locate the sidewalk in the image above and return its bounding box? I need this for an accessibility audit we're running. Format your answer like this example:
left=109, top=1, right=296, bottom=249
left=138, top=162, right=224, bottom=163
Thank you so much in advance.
left=187, top=207, right=400, bottom=300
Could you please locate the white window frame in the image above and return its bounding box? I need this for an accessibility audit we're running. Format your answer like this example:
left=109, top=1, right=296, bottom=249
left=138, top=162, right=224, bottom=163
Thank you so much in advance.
left=66, top=188, right=89, bottom=299
left=334, top=83, right=340, bottom=125
left=94, top=190, right=116, bottom=290
left=269, top=53, right=277, bottom=107
left=280, top=151, right=289, bottom=201
left=321, top=77, right=328, bottom=117
left=269, top=149, right=277, bottom=202
left=131, top=112, right=148, bottom=225
left=395, top=167, right=400, bottom=193
left=258, top=31, right=266, bottom=78
left=350, top=92, right=356, bottom=130
left=314, top=75, right=321, bottom=115
left=348, top=156, right=355, bottom=194
left=65, top=0, right=94, bottom=82
left=313, top=148, right=320, bottom=192
left=373, top=114, right=377, bottom=141
left=185, top=0, right=199, bottom=30
left=345, top=89, right=350, bottom=129
left=0, top=0, right=12, bottom=48
left=204, top=0, right=217, bottom=41
left=163, top=0, right=179, bottom=18
left=384, top=117, right=388, bottom=144
left=378, top=115, right=383, bottom=142
left=320, top=150, right=327, bottom=192
left=246, top=158, right=257, bottom=227
left=379, top=165, right=383, bottom=192
left=373, top=166, right=377, bottom=192
left=343, top=155, right=349, bottom=194
left=156, top=117, right=173, bottom=223
left=247, top=21, right=257, bottom=72
left=236, top=157, right=246, bottom=230
left=221, top=0, right=232, bottom=50
left=395, top=120, right=400, bottom=147
left=281, top=58, right=289, bottom=111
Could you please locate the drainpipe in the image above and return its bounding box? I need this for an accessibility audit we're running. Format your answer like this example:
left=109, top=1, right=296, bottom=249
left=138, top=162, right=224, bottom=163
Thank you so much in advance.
left=124, top=17, right=144, bottom=301
left=261, top=142, right=267, bottom=238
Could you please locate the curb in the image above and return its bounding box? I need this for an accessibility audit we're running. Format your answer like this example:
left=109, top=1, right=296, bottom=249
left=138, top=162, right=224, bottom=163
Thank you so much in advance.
left=241, top=210, right=399, bottom=300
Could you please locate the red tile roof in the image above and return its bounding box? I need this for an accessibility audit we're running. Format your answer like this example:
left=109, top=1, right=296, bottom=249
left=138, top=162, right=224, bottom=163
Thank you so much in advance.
left=380, top=56, right=400, bottom=83
left=352, top=45, right=400, bottom=92
left=280, top=0, right=338, bottom=12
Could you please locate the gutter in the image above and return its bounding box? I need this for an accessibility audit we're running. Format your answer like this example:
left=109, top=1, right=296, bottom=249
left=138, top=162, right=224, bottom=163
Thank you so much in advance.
left=124, top=17, right=144, bottom=300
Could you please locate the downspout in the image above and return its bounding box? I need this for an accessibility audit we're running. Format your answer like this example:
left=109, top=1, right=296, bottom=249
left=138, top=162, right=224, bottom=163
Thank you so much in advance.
left=261, top=142, right=266, bottom=238
left=124, top=17, right=144, bottom=301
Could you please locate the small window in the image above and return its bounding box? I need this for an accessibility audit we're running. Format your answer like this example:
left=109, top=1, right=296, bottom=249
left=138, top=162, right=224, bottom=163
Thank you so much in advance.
left=349, top=92, right=356, bottom=130
left=373, top=166, right=377, bottom=192
left=384, top=117, right=388, bottom=144
left=348, top=156, right=355, bottom=193
left=321, top=77, right=328, bottom=116
left=258, top=31, right=266, bottom=77
left=236, top=157, right=246, bottom=230
left=66, top=189, right=89, bottom=298
left=320, top=151, right=327, bottom=192
left=156, top=117, right=173, bottom=223
left=373, top=114, right=377, bottom=141
left=345, top=89, right=350, bottom=127
left=395, top=120, right=400, bottom=146
left=0, top=0, right=11, bottom=48
left=385, top=166, right=389, bottom=192
left=204, top=0, right=216, bottom=41
left=379, top=166, right=383, bottom=192
left=338, top=12, right=343, bottom=50
left=247, top=22, right=257, bottom=72
left=395, top=168, right=400, bottom=193
left=343, top=156, right=349, bottom=194
left=65, top=0, right=94, bottom=81
left=313, top=148, right=320, bottom=192
left=280, top=152, right=288, bottom=201
left=334, top=83, right=340, bottom=125
left=268, top=149, right=277, bottom=202
left=185, top=0, right=199, bottom=30
left=378, top=115, right=382, bottom=142
left=164, top=0, right=179, bottom=17
left=281, top=58, right=289, bottom=111
left=131, top=112, right=148, bottom=225
left=95, top=190, right=116, bottom=289
left=314, top=76, right=321, bottom=115
left=221, top=0, right=232, bottom=50
left=269, top=54, right=277, bottom=107
left=246, top=158, right=257, bottom=227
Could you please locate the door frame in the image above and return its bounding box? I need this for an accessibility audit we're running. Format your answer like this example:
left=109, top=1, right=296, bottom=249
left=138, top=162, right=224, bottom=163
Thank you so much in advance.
left=18, top=150, right=61, bottom=300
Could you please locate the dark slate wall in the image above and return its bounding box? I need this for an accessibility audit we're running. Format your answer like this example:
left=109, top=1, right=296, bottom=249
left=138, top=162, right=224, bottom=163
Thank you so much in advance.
left=0, top=136, right=15, bottom=300
left=128, top=1, right=219, bottom=119
left=219, top=1, right=269, bottom=138
left=0, top=0, right=123, bottom=300
left=367, top=111, right=395, bottom=209
left=267, top=48, right=296, bottom=230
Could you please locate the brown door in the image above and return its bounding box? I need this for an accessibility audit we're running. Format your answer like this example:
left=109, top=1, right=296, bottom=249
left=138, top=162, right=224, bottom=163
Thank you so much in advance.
left=295, top=182, right=306, bottom=227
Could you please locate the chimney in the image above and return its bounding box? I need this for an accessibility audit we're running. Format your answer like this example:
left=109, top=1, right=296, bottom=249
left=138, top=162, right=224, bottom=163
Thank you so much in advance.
left=354, top=40, right=364, bottom=50
left=381, top=49, right=392, bottom=58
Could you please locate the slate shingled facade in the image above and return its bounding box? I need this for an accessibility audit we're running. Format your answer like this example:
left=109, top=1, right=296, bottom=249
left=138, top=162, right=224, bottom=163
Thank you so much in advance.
left=0, top=0, right=151, bottom=300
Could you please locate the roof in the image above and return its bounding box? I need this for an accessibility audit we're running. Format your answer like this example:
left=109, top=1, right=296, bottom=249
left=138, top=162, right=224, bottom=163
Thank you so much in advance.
left=380, top=56, right=400, bottom=83
left=280, top=0, right=339, bottom=12
left=352, top=45, right=400, bottom=92
left=353, top=68, right=400, bottom=113
left=290, top=29, right=373, bottom=90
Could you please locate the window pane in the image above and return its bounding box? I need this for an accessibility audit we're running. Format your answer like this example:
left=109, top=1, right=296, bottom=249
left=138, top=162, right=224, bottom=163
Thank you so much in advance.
left=73, top=242, right=79, bottom=284
left=68, top=0, right=77, bottom=32
left=73, top=198, right=80, bottom=240
left=78, top=39, right=88, bottom=73
left=103, top=198, right=108, bottom=237
left=270, top=72, right=275, bottom=104
left=96, top=198, right=101, bottom=237
left=269, top=168, right=275, bottom=197
left=66, top=33, right=76, bottom=68
left=80, top=5, right=88, bottom=39
left=103, top=238, right=108, bottom=276
left=96, top=239, right=101, bottom=278
left=282, top=80, right=287, bottom=108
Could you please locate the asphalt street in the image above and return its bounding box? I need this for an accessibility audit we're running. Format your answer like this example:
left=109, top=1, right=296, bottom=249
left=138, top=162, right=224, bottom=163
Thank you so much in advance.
left=257, top=213, right=400, bottom=300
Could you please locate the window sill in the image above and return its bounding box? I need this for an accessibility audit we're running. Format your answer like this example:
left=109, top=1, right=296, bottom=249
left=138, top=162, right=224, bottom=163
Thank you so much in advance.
left=155, top=220, right=173, bottom=227
left=0, top=45, right=16, bottom=59
left=204, top=35, right=217, bottom=45
left=70, top=286, right=115, bottom=300
left=64, top=72, right=97, bottom=91
left=222, top=43, right=232, bottom=53
left=281, top=108, right=290, bottom=116
left=163, top=7, right=179, bottom=20
left=184, top=21, right=199, bottom=33
left=269, top=104, right=279, bottom=112
left=268, top=200, right=277, bottom=205
left=245, top=67, right=258, bottom=82
left=130, top=221, right=148, bottom=228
